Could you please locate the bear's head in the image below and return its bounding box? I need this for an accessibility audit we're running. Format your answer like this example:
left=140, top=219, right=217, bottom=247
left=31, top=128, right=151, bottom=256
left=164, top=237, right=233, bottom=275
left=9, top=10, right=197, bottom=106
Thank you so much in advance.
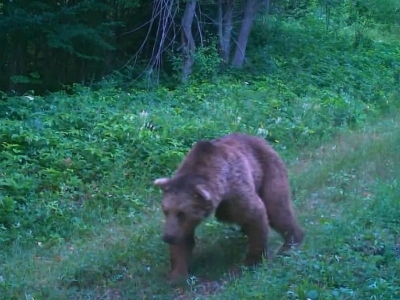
left=154, top=174, right=214, bottom=245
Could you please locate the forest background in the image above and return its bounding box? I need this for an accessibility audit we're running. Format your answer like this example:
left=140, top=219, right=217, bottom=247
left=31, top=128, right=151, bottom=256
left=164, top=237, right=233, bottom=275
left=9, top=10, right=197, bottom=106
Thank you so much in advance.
left=1, top=0, right=399, bottom=92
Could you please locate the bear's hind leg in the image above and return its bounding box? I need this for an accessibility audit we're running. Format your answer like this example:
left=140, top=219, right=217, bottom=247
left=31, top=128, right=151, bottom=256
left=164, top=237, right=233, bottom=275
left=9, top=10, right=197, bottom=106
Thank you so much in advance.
left=261, top=183, right=304, bottom=254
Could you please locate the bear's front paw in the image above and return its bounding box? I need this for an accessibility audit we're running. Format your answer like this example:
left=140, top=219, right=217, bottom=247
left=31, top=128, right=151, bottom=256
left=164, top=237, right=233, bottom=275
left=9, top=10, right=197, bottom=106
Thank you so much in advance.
left=168, top=269, right=189, bottom=283
left=244, top=252, right=266, bottom=267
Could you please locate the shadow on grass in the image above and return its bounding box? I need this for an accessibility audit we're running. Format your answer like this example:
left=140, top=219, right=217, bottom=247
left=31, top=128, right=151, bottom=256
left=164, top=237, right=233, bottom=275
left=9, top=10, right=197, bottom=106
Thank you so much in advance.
left=189, top=225, right=285, bottom=280
left=48, top=225, right=250, bottom=298
left=190, top=230, right=247, bottom=280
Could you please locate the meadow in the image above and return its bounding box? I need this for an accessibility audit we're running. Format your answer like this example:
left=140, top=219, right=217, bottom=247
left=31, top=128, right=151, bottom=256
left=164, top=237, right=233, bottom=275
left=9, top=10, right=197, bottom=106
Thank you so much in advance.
left=1, top=11, right=400, bottom=300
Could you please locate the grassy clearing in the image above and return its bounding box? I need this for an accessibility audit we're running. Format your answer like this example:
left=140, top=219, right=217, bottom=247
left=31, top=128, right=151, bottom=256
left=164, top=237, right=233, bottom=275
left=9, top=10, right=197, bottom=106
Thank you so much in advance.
left=1, top=113, right=399, bottom=299
left=1, top=12, right=400, bottom=299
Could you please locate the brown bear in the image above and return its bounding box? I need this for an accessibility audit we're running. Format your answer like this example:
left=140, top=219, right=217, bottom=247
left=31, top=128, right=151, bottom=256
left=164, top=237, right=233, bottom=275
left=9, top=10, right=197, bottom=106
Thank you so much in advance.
left=154, top=133, right=304, bottom=280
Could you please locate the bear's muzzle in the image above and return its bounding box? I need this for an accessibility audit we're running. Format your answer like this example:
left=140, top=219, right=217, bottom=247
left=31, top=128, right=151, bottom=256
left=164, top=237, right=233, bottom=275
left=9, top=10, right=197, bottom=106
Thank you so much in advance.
left=162, top=234, right=178, bottom=245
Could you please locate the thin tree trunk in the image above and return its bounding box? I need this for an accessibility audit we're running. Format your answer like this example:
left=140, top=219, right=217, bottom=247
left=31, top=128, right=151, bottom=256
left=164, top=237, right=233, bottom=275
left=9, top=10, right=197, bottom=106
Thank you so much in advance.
left=232, top=0, right=258, bottom=68
left=218, top=0, right=233, bottom=64
left=218, top=1, right=224, bottom=58
left=181, top=0, right=197, bottom=83
left=10, top=41, right=27, bottom=93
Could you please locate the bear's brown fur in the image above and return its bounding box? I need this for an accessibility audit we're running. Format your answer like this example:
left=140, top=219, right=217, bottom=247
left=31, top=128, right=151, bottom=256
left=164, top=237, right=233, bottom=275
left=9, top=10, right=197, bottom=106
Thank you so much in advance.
left=154, top=133, right=304, bottom=280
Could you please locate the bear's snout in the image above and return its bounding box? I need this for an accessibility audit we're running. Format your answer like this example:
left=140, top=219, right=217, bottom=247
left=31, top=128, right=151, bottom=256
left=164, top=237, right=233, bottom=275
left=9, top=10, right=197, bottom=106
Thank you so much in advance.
left=162, top=234, right=178, bottom=244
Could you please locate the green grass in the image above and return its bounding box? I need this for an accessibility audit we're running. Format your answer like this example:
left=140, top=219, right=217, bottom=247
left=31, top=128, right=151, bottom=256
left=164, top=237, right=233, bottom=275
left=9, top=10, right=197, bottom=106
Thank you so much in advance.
left=1, top=111, right=399, bottom=299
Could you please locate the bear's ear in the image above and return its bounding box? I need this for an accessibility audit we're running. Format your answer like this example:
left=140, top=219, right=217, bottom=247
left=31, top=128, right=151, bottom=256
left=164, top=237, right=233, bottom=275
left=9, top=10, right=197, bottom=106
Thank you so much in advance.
left=154, top=178, right=170, bottom=190
left=194, top=140, right=215, bottom=155
left=194, top=184, right=212, bottom=202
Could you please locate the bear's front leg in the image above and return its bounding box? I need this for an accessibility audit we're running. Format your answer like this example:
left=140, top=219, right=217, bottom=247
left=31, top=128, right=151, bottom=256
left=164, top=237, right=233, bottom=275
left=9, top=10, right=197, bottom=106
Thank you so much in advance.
left=169, top=235, right=195, bottom=281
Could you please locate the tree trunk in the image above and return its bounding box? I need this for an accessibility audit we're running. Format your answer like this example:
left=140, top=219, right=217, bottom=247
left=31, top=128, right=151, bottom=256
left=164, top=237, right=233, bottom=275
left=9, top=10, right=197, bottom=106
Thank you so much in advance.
left=9, top=40, right=27, bottom=93
left=181, top=0, right=197, bottom=83
left=231, top=0, right=258, bottom=68
left=218, top=0, right=234, bottom=64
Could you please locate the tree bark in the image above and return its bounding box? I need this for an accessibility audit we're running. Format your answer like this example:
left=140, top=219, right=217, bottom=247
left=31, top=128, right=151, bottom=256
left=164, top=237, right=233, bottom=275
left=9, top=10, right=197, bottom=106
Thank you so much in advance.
left=181, top=0, right=197, bottom=83
left=217, top=0, right=234, bottom=64
left=231, top=0, right=258, bottom=68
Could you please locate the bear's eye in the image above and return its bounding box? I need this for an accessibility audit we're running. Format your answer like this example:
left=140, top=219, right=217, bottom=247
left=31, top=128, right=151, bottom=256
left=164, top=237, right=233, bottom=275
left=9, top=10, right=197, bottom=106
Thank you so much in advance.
left=162, top=207, right=168, bottom=216
left=176, top=211, right=185, bottom=221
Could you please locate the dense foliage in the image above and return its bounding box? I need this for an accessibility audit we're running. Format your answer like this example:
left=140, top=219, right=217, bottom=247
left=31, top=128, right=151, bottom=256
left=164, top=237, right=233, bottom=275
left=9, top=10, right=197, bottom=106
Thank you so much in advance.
left=1, top=0, right=399, bottom=92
